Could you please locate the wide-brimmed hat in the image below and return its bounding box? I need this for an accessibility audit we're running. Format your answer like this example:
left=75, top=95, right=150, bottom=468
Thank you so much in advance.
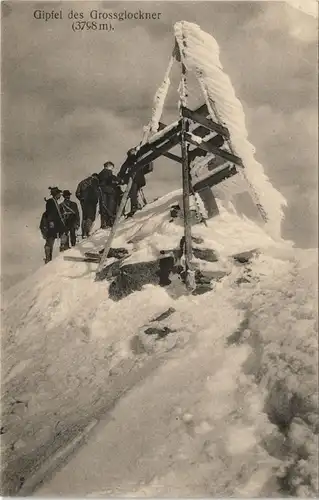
left=49, top=186, right=62, bottom=196
left=62, top=190, right=72, bottom=197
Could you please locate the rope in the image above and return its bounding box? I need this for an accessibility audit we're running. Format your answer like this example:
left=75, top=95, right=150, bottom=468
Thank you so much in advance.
left=53, top=198, right=66, bottom=228
left=60, top=201, right=76, bottom=217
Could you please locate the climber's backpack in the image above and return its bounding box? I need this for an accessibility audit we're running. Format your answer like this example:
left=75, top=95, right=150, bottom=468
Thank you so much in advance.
left=39, top=212, right=48, bottom=238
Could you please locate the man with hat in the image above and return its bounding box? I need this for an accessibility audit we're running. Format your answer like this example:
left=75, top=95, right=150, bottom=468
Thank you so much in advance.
left=60, top=189, right=80, bottom=248
left=75, top=173, right=100, bottom=237
left=41, top=187, right=67, bottom=263
left=97, top=161, right=119, bottom=228
left=98, top=161, right=117, bottom=186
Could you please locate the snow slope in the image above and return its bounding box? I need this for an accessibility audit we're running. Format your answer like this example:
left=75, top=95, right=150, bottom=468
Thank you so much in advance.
left=1, top=192, right=318, bottom=497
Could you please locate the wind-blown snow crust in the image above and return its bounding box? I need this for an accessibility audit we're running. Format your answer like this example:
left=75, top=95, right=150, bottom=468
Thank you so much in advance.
left=174, top=21, right=287, bottom=238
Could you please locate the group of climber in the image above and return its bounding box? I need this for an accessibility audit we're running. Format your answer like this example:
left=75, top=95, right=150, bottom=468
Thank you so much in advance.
left=40, top=152, right=153, bottom=263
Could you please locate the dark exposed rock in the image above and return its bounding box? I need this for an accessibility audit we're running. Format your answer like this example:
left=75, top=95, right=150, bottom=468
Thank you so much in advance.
left=106, top=235, right=224, bottom=300
left=109, top=260, right=159, bottom=300
left=202, top=270, right=227, bottom=281
left=151, top=307, right=176, bottom=323
left=195, top=269, right=227, bottom=284
left=232, top=249, right=259, bottom=264
left=264, top=381, right=296, bottom=433
left=193, top=247, right=219, bottom=262
left=236, top=276, right=251, bottom=285
left=170, top=204, right=181, bottom=218
left=192, top=236, right=204, bottom=245
left=96, top=258, right=125, bottom=282
left=144, top=326, right=173, bottom=339
left=108, top=247, right=129, bottom=259
left=158, top=256, right=175, bottom=286
left=192, top=284, right=213, bottom=296
left=260, top=430, right=288, bottom=460
left=97, top=247, right=129, bottom=259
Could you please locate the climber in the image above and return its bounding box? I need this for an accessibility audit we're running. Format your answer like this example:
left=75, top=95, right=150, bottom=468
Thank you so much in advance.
left=98, top=161, right=117, bottom=186
left=75, top=173, right=100, bottom=238
left=40, top=187, right=67, bottom=264
left=118, top=148, right=153, bottom=217
left=60, top=190, right=80, bottom=248
left=97, top=162, right=119, bottom=228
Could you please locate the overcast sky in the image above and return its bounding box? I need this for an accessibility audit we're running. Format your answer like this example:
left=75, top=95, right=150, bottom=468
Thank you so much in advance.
left=1, top=1, right=318, bottom=291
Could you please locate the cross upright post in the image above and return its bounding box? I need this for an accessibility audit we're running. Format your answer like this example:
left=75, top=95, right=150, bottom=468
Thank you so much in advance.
left=179, top=54, right=195, bottom=291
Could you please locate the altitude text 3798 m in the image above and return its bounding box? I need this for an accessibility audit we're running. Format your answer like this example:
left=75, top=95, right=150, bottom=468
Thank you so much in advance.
left=72, top=21, right=114, bottom=32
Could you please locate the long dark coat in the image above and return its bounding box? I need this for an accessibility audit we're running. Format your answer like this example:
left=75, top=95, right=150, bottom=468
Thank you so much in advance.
left=45, top=198, right=66, bottom=237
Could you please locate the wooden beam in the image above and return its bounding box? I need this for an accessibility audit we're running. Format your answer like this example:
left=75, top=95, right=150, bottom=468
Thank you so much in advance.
left=137, top=121, right=182, bottom=159
left=206, top=134, right=225, bottom=149
left=182, top=107, right=230, bottom=139
left=185, top=132, right=243, bottom=167
left=188, top=148, right=207, bottom=163
left=136, top=103, right=209, bottom=163
left=206, top=155, right=227, bottom=171
left=131, top=102, right=233, bottom=172
left=191, top=125, right=212, bottom=139
left=133, top=133, right=182, bottom=172
left=193, top=165, right=238, bottom=192
left=194, top=104, right=208, bottom=116
left=163, top=151, right=183, bottom=163
left=157, top=103, right=207, bottom=132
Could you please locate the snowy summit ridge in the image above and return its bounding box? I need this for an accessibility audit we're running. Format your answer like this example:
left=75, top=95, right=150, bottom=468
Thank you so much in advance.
left=1, top=190, right=318, bottom=497
left=174, top=21, right=287, bottom=238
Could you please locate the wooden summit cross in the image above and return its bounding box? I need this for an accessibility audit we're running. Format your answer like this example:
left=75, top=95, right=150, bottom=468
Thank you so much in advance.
left=94, top=100, right=243, bottom=285
left=95, top=43, right=244, bottom=288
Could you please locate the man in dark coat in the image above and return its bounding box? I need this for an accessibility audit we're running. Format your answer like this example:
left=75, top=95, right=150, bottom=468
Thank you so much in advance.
left=60, top=190, right=80, bottom=248
left=98, top=161, right=116, bottom=185
left=40, top=187, right=67, bottom=263
left=118, top=149, right=153, bottom=217
left=75, top=174, right=100, bottom=237
left=97, top=162, right=119, bottom=228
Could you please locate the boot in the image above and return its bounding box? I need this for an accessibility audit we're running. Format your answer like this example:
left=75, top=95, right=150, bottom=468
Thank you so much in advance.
left=44, top=244, right=53, bottom=264
left=60, top=233, right=70, bottom=252
left=86, top=219, right=93, bottom=236
left=81, top=221, right=87, bottom=238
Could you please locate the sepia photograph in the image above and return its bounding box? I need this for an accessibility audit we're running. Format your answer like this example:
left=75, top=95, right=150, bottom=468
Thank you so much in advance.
left=1, top=0, right=318, bottom=497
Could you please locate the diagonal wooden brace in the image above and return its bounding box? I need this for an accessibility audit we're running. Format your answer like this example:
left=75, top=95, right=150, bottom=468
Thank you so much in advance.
left=182, top=107, right=230, bottom=139
left=95, top=177, right=133, bottom=280
left=185, top=132, right=243, bottom=167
